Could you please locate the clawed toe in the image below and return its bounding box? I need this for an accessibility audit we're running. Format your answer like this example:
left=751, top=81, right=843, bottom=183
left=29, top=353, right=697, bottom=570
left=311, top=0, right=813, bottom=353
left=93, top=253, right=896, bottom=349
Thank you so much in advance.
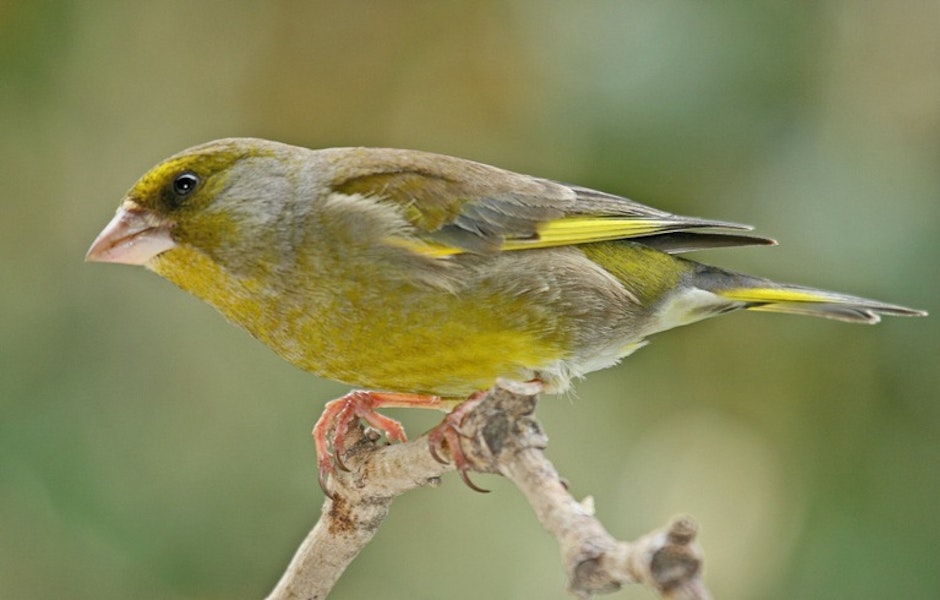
left=427, top=393, right=489, bottom=493
left=312, top=390, right=446, bottom=496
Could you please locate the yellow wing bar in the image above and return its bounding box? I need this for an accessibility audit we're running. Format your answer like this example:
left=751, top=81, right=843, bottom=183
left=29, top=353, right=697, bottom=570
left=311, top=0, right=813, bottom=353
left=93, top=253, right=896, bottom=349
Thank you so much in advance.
left=501, top=217, right=685, bottom=251
left=394, top=216, right=719, bottom=258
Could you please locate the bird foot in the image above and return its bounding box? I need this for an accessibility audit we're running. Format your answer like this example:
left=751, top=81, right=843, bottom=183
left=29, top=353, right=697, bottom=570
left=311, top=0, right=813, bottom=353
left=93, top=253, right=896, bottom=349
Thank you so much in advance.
left=312, top=390, right=444, bottom=497
left=427, top=392, right=490, bottom=493
left=313, top=385, right=536, bottom=497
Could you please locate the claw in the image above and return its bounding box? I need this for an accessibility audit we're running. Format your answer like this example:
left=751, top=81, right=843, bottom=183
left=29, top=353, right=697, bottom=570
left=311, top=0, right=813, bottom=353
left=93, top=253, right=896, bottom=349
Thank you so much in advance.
left=427, top=392, right=490, bottom=493
left=318, top=468, right=335, bottom=501
left=428, top=438, right=448, bottom=465
left=333, top=450, right=352, bottom=473
left=458, top=468, right=490, bottom=494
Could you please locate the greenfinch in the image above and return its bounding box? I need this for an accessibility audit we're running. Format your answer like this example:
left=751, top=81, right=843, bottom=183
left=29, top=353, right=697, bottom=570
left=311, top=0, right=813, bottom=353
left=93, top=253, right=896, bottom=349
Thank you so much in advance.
left=86, top=138, right=926, bottom=490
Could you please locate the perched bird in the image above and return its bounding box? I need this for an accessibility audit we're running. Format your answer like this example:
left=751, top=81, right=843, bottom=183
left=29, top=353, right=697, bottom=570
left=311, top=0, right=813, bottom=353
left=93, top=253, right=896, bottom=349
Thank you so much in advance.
left=86, top=138, right=926, bottom=492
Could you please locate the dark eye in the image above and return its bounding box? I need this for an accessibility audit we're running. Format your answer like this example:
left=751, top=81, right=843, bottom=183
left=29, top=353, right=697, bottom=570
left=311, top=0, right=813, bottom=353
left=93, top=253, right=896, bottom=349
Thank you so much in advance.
left=172, top=171, right=199, bottom=197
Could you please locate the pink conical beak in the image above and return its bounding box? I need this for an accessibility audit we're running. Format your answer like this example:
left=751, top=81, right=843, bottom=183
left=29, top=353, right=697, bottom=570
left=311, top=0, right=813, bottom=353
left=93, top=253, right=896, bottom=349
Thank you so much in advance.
left=86, top=202, right=176, bottom=265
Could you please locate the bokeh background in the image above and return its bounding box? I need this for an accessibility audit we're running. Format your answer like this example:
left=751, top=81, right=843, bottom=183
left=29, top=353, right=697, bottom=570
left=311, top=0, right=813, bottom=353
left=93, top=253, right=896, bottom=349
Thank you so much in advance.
left=2, top=2, right=938, bottom=599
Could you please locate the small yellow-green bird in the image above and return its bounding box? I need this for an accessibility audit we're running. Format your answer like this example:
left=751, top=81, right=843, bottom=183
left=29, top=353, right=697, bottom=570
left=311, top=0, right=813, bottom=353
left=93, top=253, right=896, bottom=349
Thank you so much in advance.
left=87, top=138, right=926, bottom=490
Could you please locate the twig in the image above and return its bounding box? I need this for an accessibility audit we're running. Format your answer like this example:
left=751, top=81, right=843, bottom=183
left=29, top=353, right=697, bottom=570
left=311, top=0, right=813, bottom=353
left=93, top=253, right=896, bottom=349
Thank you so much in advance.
left=266, top=380, right=711, bottom=599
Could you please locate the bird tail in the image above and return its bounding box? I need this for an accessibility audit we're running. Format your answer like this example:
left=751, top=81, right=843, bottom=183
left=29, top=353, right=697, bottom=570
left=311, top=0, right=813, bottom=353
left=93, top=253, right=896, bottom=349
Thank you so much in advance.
left=695, top=266, right=927, bottom=324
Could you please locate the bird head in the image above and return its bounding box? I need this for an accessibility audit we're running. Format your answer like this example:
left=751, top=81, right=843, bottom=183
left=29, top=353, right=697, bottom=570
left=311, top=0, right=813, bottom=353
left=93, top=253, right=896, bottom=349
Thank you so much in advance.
left=86, top=138, right=293, bottom=268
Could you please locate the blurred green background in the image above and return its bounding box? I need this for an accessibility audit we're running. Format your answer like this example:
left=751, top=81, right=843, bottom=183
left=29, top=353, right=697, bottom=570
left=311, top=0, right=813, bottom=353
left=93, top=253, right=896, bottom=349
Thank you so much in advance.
left=2, top=2, right=938, bottom=599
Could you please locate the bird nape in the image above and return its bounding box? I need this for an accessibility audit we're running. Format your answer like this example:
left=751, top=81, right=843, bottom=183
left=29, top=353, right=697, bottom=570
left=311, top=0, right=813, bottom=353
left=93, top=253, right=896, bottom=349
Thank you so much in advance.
left=86, top=137, right=927, bottom=494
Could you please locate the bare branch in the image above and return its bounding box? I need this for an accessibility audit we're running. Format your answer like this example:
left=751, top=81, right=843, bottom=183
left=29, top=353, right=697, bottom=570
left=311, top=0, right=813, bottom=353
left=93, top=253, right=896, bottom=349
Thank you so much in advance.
left=266, top=381, right=711, bottom=599
left=264, top=428, right=452, bottom=600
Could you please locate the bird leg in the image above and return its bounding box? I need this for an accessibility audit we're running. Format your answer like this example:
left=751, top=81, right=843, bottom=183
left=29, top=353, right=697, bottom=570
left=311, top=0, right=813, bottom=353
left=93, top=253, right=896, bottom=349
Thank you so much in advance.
left=427, top=391, right=491, bottom=493
left=312, top=390, right=445, bottom=495
left=314, top=384, right=541, bottom=496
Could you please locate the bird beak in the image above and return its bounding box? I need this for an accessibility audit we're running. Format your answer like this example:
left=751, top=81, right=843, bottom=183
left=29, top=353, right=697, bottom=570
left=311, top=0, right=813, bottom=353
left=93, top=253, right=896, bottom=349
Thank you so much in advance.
left=86, top=201, right=176, bottom=265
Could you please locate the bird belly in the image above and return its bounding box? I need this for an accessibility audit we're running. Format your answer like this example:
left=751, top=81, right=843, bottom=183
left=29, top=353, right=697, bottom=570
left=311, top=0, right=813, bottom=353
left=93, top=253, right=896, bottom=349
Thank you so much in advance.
left=261, top=283, right=571, bottom=398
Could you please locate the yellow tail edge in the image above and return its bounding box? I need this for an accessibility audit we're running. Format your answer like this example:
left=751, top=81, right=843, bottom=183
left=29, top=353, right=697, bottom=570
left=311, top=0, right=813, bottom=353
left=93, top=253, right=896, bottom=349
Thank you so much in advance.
left=717, top=286, right=927, bottom=324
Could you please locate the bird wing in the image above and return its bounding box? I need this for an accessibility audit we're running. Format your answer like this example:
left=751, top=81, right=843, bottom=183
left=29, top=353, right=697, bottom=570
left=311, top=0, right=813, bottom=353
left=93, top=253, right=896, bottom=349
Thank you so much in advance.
left=328, top=148, right=767, bottom=257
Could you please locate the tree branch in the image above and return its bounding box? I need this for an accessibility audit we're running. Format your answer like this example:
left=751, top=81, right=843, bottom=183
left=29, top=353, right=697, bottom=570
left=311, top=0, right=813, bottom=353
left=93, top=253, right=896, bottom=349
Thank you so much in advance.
left=266, top=380, right=711, bottom=599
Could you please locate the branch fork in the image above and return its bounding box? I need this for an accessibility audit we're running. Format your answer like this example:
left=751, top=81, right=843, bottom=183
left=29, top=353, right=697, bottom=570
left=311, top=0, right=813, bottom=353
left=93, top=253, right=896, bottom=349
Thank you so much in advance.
left=266, top=380, right=711, bottom=599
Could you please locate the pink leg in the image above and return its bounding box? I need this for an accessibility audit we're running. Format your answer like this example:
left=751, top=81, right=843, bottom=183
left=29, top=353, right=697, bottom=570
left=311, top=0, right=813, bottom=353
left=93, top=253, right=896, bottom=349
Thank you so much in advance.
left=312, top=390, right=445, bottom=495
left=427, top=391, right=490, bottom=493
left=427, top=380, right=545, bottom=493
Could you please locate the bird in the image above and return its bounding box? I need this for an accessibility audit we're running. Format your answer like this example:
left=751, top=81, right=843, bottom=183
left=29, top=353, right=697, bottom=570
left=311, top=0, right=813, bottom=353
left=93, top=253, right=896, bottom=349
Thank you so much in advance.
left=86, top=137, right=927, bottom=493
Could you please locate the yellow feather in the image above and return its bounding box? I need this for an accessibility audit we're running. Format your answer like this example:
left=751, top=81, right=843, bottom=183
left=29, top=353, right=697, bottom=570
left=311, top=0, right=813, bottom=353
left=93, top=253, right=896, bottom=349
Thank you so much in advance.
left=502, top=217, right=680, bottom=250
left=718, top=287, right=835, bottom=304
left=381, top=237, right=462, bottom=258
left=390, top=216, right=689, bottom=258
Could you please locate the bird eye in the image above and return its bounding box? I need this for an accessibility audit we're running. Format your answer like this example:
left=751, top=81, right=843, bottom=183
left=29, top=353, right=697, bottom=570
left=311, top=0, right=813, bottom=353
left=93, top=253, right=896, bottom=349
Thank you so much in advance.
left=172, top=171, right=199, bottom=197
